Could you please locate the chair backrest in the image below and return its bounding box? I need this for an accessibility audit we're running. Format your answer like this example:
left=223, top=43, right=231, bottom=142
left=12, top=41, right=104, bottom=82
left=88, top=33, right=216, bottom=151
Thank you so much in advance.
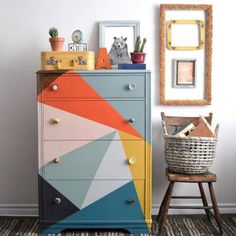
left=161, top=112, right=213, bottom=135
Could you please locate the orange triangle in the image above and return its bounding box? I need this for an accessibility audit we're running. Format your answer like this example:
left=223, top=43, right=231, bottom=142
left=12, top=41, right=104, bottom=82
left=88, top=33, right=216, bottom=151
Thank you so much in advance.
left=38, top=71, right=142, bottom=139
left=37, top=70, right=102, bottom=101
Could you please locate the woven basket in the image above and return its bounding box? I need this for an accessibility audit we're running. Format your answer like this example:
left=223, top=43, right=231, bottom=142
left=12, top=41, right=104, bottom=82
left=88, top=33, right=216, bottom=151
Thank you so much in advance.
left=162, top=121, right=219, bottom=174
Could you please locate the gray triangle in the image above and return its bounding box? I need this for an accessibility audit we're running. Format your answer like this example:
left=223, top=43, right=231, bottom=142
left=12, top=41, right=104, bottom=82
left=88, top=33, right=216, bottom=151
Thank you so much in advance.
left=42, top=131, right=117, bottom=208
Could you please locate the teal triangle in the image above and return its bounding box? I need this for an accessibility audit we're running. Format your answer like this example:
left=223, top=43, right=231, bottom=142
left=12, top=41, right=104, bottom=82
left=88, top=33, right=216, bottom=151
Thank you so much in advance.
left=42, top=181, right=149, bottom=234
left=57, top=181, right=146, bottom=222
left=46, top=180, right=91, bottom=210
left=68, top=181, right=146, bottom=220
left=40, top=131, right=116, bottom=208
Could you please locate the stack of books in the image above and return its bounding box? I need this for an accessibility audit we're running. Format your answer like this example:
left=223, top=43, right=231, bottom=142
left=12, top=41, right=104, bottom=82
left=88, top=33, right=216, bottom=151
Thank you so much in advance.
left=118, top=64, right=146, bottom=70
left=174, top=116, right=214, bottom=138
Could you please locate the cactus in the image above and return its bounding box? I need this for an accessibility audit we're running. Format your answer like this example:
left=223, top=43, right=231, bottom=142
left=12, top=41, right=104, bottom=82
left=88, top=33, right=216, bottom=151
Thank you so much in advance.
left=49, top=27, right=58, bottom=38
left=134, top=36, right=147, bottom=52
left=140, top=38, right=147, bottom=52
left=134, top=35, right=141, bottom=52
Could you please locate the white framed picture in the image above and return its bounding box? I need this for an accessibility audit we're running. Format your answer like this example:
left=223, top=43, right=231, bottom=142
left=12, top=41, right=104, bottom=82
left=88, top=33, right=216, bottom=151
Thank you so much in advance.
left=99, top=21, right=140, bottom=65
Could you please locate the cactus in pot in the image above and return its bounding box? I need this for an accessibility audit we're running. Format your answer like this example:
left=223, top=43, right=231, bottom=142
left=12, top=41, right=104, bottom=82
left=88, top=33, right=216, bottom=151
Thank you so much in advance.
left=49, top=27, right=65, bottom=51
left=131, top=36, right=147, bottom=63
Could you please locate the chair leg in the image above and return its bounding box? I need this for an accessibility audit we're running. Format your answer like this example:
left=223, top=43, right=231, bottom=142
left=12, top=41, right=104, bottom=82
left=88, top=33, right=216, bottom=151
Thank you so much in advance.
left=156, top=182, right=172, bottom=223
left=198, top=182, right=211, bottom=221
left=208, top=182, right=223, bottom=235
left=158, top=182, right=175, bottom=234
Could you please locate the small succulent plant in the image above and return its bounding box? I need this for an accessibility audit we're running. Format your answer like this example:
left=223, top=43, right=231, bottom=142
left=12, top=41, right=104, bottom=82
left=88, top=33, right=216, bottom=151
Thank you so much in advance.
left=134, top=36, right=147, bottom=52
left=49, top=27, right=58, bottom=38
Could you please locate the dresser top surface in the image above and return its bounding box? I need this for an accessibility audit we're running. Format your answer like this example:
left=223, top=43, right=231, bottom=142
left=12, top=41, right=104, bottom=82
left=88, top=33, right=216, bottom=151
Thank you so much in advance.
left=37, top=70, right=151, bottom=75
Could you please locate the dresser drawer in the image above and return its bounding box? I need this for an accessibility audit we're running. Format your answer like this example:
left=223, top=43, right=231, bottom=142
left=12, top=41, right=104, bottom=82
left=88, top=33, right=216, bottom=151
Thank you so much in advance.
left=40, top=73, right=145, bottom=100
left=41, top=140, right=145, bottom=180
left=42, top=100, right=145, bottom=140
left=42, top=179, right=145, bottom=221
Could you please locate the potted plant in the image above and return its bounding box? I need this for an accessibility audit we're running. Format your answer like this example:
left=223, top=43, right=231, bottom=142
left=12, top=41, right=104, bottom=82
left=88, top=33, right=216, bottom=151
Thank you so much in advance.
left=130, top=36, right=147, bottom=63
left=49, top=27, right=65, bottom=51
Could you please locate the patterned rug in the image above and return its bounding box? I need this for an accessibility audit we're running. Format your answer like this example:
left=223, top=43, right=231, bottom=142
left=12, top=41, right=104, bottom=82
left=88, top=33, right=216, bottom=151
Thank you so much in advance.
left=0, top=215, right=236, bottom=235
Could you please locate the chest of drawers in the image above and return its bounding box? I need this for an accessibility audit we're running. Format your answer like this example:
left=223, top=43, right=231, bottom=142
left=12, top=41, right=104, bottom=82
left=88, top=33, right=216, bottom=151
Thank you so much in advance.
left=37, top=70, right=152, bottom=234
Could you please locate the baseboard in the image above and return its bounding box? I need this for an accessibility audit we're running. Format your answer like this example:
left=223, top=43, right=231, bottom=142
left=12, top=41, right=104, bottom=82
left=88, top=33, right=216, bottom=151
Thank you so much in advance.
left=152, top=203, right=236, bottom=215
left=0, top=204, right=38, bottom=216
left=0, top=204, right=235, bottom=217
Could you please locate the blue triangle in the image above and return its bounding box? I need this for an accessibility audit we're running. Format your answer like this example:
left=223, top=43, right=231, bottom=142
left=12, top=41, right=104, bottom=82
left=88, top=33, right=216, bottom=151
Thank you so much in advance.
left=70, top=181, right=145, bottom=220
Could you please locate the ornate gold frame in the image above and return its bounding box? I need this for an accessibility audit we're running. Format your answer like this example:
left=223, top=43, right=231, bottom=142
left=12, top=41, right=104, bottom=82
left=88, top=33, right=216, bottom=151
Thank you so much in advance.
left=167, top=20, right=205, bottom=50
left=160, top=4, right=212, bottom=106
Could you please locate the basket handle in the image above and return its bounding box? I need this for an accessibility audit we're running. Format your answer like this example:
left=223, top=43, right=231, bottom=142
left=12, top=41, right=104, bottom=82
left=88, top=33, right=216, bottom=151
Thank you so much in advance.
left=214, top=124, right=220, bottom=137
left=162, top=120, right=168, bottom=136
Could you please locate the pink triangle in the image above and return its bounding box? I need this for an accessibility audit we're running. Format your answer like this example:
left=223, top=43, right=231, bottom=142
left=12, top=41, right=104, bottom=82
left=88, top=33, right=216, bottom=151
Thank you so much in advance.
left=42, top=103, right=115, bottom=140
left=39, top=103, right=115, bottom=167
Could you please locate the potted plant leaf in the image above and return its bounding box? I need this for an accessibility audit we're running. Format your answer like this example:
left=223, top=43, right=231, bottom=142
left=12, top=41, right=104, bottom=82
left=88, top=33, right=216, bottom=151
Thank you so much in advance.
left=49, top=27, right=65, bottom=51
left=130, top=36, right=147, bottom=63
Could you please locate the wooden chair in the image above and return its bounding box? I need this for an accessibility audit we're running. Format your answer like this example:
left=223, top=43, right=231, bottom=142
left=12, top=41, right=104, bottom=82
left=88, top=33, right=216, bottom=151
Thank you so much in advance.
left=157, top=112, right=222, bottom=235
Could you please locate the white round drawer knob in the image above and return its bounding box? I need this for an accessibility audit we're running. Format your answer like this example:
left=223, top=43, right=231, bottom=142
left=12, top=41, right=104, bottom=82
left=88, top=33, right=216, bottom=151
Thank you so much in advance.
left=52, top=84, right=59, bottom=91
left=128, top=84, right=135, bottom=91
left=54, top=197, right=61, bottom=204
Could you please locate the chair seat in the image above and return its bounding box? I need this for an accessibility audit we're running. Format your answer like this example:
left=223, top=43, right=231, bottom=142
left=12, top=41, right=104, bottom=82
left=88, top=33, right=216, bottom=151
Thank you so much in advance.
left=166, top=169, right=216, bottom=183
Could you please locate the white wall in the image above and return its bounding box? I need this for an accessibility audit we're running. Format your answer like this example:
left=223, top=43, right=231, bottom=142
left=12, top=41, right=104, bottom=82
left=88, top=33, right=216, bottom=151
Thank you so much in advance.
left=0, top=0, right=236, bottom=215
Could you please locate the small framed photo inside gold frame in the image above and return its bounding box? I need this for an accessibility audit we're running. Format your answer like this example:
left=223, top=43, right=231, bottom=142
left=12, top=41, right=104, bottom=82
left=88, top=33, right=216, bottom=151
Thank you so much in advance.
left=173, top=59, right=196, bottom=88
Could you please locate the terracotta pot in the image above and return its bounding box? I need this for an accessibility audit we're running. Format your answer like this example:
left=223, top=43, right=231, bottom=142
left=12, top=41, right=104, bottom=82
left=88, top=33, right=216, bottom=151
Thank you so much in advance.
left=130, top=52, right=146, bottom=64
left=49, top=37, right=65, bottom=51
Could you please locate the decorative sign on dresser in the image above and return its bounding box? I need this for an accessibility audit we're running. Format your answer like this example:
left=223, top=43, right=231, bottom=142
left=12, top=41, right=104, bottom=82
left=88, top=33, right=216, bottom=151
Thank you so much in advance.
left=37, top=70, right=152, bottom=234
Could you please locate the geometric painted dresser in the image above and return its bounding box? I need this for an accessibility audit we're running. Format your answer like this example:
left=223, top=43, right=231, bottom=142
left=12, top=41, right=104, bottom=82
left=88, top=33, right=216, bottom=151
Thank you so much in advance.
left=37, top=70, right=152, bottom=234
